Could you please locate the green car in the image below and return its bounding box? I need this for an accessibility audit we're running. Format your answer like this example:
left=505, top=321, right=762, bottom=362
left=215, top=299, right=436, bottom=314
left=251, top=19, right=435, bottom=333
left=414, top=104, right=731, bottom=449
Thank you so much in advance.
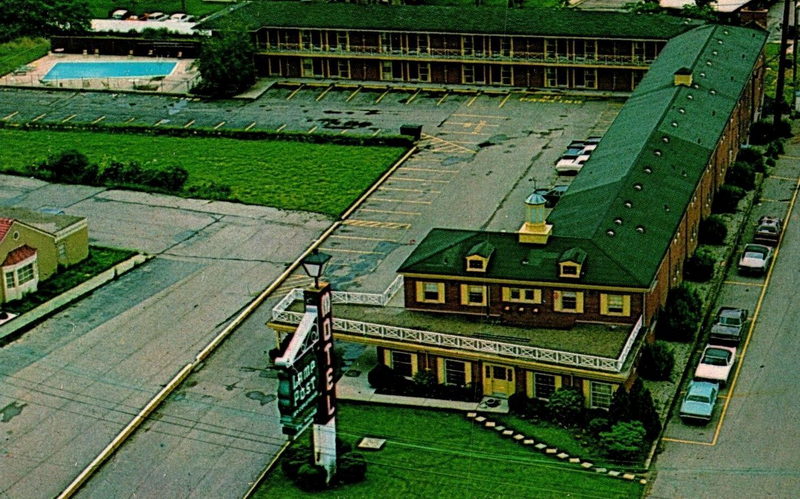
left=679, top=381, right=719, bottom=424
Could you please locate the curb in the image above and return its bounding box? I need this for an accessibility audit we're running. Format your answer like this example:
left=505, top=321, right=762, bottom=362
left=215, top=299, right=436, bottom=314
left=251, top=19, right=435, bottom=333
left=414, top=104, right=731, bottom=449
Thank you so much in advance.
left=0, top=253, right=151, bottom=345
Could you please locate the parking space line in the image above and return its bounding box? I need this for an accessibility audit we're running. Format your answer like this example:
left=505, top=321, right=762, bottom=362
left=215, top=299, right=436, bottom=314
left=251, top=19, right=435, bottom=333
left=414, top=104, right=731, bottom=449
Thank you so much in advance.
left=452, top=113, right=505, bottom=119
left=402, top=167, right=458, bottom=173
left=770, top=175, right=799, bottom=181
left=446, top=122, right=500, bottom=127
left=30, top=113, right=46, bottom=123
left=391, top=177, right=450, bottom=184
left=723, top=280, right=764, bottom=287
left=316, top=84, right=334, bottom=102
left=91, top=115, right=106, bottom=124
left=406, top=89, right=421, bottom=105
left=2, top=111, right=19, bottom=121
left=421, top=132, right=477, bottom=154
left=339, top=129, right=349, bottom=135
left=758, top=198, right=782, bottom=203
left=371, top=129, right=381, bottom=136
left=183, top=119, right=195, bottom=128
left=375, top=88, right=391, bottom=104
left=662, top=437, right=714, bottom=446
left=360, top=208, right=421, bottom=216
left=154, top=119, right=168, bottom=126
left=346, top=86, right=362, bottom=102
left=320, top=247, right=385, bottom=255
left=308, top=125, right=318, bottom=134
left=214, top=121, right=226, bottom=130
left=124, top=117, right=136, bottom=124
left=436, top=92, right=450, bottom=106
left=331, top=234, right=398, bottom=243
left=286, top=84, right=304, bottom=100
left=61, top=114, right=77, bottom=123
left=245, top=122, right=257, bottom=131
left=379, top=186, right=435, bottom=193
left=446, top=131, right=490, bottom=136
left=466, top=93, right=481, bottom=107
left=498, top=93, right=512, bottom=108
left=371, top=197, right=432, bottom=205
left=343, top=219, right=412, bottom=229
left=276, top=124, right=287, bottom=132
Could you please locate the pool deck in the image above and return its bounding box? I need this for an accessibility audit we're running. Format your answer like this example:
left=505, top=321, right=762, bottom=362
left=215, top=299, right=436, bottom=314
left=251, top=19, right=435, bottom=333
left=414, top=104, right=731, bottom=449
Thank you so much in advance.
left=0, top=53, right=199, bottom=95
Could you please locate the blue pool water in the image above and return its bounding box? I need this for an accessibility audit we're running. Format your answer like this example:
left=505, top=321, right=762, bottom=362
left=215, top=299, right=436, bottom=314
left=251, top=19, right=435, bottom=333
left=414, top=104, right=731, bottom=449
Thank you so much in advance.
left=43, top=61, right=177, bottom=81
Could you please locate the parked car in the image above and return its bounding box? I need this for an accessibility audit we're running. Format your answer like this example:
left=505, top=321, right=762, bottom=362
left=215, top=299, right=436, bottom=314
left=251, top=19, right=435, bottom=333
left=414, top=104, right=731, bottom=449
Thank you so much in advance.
left=170, top=13, right=195, bottom=22
left=694, top=344, right=737, bottom=386
left=709, top=307, right=749, bottom=345
left=111, top=9, right=130, bottom=20
left=555, top=137, right=599, bottom=175
left=680, top=381, right=719, bottom=424
left=144, top=11, right=168, bottom=21
left=543, top=185, right=569, bottom=208
left=753, top=215, right=782, bottom=246
left=738, top=243, right=772, bottom=275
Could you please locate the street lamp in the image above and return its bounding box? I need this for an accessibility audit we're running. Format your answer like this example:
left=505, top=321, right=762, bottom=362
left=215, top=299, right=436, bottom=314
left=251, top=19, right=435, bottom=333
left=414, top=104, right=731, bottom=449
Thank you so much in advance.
left=302, top=249, right=331, bottom=288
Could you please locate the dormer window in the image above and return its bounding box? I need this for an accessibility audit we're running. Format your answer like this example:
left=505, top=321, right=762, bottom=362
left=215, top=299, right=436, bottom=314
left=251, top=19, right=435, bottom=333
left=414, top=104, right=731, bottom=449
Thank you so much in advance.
left=558, top=247, right=587, bottom=280
left=465, top=241, right=494, bottom=273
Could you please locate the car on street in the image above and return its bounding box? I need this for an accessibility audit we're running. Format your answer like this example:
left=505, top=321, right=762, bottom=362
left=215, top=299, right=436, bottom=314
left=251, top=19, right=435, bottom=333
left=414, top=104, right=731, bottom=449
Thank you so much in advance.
left=738, top=243, right=772, bottom=275
left=111, top=9, right=130, bottom=20
left=169, top=13, right=195, bottom=22
left=144, top=11, right=168, bottom=21
left=709, top=307, right=749, bottom=345
left=753, top=215, right=782, bottom=246
left=680, top=380, right=719, bottom=424
left=555, top=137, right=599, bottom=174
left=694, top=344, right=737, bottom=386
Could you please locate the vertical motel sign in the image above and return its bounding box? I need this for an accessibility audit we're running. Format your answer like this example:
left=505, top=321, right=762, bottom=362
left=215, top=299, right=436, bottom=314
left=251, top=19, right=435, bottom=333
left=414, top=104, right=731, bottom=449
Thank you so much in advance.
left=275, top=282, right=337, bottom=481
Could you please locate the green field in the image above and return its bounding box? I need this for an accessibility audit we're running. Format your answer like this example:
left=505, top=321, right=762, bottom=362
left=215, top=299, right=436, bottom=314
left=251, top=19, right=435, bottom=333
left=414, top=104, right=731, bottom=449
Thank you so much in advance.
left=255, top=403, right=642, bottom=498
left=0, top=128, right=406, bottom=216
left=0, top=38, right=49, bottom=77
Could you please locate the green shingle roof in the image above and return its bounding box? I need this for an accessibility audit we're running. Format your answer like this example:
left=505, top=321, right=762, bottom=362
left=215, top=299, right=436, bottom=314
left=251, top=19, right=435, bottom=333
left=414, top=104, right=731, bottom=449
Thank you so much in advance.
left=199, top=2, right=700, bottom=39
left=548, top=24, right=767, bottom=286
left=400, top=24, right=766, bottom=289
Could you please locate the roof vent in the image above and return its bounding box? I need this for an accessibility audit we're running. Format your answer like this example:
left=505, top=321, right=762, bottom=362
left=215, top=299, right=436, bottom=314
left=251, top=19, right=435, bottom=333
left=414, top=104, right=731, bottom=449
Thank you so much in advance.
left=624, top=201, right=633, bottom=208
left=662, top=136, right=670, bottom=143
left=700, top=72, right=706, bottom=78
left=606, top=229, right=616, bottom=237
left=633, top=183, right=643, bottom=191
left=673, top=67, right=692, bottom=87
left=671, top=121, right=679, bottom=127
left=664, top=204, right=671, bottom=212
left=712, top=50, right=718, bottom=56
left=636, top=225, right=646, bottom=234
left=710, top=89, right=717, bottom=95
left=706, top=60, right=712, bottom=66
left=678, top=108, right=686, bottom=114
left=687, top=94, right=694, bottom=100
left=654, top=150, right=662, bottom=157
left=614, top=217, right=623, bottom=225
left=644, top=166, right=653, bottom=174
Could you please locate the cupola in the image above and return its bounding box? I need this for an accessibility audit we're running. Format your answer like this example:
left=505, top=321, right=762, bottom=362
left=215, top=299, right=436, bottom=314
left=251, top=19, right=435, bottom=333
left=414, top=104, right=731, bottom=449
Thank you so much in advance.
left=518, top=192, right=552, bottom=245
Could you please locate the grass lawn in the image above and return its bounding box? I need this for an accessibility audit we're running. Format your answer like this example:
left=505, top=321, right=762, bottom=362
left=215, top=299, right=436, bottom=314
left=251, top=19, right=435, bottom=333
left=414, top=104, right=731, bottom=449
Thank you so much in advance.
left=255, top=403, right=642, bottom=498
left=0, top=38, right=49, bottom=77
left=423, top=0, right=562, bottom=7
left=765, top=42, right=799, bottom=105
left=87, top=0, right=228, bottom=20
left=2, top=246, right=137, bottom=315
left=0, top=129, right=406, bottom=217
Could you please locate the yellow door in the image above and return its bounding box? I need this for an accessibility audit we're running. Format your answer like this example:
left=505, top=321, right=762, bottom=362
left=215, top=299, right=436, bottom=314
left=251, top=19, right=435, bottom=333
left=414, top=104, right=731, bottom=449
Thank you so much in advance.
left=483, top=363, right=515, bottom=397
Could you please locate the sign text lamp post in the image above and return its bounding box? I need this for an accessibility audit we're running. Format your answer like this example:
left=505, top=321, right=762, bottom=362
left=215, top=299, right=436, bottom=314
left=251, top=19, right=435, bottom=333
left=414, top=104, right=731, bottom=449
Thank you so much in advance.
left=275, top=249, right=337, bottom=484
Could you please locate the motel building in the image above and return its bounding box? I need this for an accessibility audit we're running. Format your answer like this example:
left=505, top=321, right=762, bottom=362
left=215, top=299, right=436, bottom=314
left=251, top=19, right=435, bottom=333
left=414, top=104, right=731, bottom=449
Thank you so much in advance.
left=269, top=23, right=766, bottom=408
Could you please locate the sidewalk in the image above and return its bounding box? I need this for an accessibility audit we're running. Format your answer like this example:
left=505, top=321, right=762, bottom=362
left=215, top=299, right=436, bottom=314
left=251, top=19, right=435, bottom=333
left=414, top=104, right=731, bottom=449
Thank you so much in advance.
left=337, top=345, right=508, bottom=414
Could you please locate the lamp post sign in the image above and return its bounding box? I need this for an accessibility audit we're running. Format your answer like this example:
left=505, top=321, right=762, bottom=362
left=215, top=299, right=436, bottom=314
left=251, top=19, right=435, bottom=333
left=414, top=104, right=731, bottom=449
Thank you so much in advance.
left=274, top=281, right=337, bottom=482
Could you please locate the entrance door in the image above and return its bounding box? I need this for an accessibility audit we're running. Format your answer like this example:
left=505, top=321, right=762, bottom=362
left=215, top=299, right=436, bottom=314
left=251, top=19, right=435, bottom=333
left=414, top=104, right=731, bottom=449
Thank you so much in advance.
left=483, top=363, right=515, bottom=397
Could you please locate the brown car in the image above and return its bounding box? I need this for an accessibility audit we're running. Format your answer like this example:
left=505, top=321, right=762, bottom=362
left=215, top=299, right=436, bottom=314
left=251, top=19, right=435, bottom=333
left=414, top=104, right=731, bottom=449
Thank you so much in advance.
left=753, top=216, right=782, bottom=246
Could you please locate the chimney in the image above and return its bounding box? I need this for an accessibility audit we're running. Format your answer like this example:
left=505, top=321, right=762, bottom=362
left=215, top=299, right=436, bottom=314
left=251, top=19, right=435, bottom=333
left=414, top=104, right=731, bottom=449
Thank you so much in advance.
left=674, top=67, right=692, bottom=87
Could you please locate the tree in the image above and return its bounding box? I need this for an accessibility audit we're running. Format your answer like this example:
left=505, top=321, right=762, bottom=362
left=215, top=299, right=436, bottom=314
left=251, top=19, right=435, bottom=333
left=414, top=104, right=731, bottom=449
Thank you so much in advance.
left=545, top=387, right=585, bottom=426
left=194, top=30, right=256, bottom=97
left=638, top=341, right=674, bottom=381
left=684, top=246, right=716, bottom=282
left=0, top=0, right=90, bottom=43
left=655, top=284, right=702, bottom=342
left=608, top=380, right=661, bottom=441
left=699, top=215, right=728, bottom=245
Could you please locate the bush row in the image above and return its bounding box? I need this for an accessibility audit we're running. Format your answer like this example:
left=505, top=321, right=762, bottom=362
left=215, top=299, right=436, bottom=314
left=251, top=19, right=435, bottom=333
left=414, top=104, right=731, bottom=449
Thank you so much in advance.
left=0, top=120, right=415, bottom=148
left=281, top=444, right=367, bottom=492
left=367, top=364, right=482, bottom=402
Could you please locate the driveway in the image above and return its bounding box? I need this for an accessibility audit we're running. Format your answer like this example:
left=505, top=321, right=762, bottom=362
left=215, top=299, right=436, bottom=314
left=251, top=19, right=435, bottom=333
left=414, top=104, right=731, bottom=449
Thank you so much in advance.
left=0, top=176, right=330, bottom=498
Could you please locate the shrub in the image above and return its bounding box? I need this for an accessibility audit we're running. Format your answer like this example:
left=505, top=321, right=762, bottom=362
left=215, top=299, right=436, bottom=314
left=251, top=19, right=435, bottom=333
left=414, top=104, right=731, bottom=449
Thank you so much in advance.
left=628, top=380, right=661, bottom=441
left=185, top=181, right=233, bottom=200
left=281, top=447, right=312, bottom=480
left=684, top=246, right=716, bottom=282
left=367, top=364, right=398, bottom=390
left=141, top=165, right=189, bottom=190
left=337, top=452, right=367, bottom=484
left=638, top=341, right=674, bottom=381
left=545, top=387, right=585, bottom=427
left=750, top=119, right=791, bottom=145
left=600, top=421, right=647, bottom=462
left=30, top=149, right=98, bottom=184
left=737, top=146, right=766, bottom=172
left=712, top=185, right=745, bottom=214
left=296, top=463, right=328, bottom=491
left=699, top=215, right=728, bottom=245
left=508, top=392, right=528, bottom=415
left=766, top=139, right=785, bottom=158
left=726, top=161, right=755, bottom=190
left=588, top=417, right=611, bottom=436
left=412, top=369, right=436, bottom=388
left=508, top=393, right=548, bottom=419
left=655, top=284, right=701, bottom=342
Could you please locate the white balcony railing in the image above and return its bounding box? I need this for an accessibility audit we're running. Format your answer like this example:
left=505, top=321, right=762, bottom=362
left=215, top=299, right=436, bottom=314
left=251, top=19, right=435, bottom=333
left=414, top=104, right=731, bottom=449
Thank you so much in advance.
left=271, top=277, right=643, bottom=373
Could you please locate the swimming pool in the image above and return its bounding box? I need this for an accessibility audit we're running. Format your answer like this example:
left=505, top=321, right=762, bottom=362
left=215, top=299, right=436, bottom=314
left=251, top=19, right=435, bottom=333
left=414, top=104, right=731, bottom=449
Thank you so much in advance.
left=43, top=61, right=177, bottom=81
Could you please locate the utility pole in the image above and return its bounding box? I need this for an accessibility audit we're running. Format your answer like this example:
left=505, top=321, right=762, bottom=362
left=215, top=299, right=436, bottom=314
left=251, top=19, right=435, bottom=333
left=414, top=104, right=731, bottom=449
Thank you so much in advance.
left=775, top=0, right=793, bottom=127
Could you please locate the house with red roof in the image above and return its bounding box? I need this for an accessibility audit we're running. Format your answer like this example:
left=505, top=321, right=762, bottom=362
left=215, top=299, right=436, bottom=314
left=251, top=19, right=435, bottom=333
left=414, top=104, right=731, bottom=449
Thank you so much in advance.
left=0, top=208, right=88, bottom=303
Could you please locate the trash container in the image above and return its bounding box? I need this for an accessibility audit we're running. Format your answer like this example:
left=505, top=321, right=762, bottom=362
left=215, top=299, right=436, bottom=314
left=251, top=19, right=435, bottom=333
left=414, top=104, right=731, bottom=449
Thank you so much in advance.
left=400, top=124, right=422, bottom=140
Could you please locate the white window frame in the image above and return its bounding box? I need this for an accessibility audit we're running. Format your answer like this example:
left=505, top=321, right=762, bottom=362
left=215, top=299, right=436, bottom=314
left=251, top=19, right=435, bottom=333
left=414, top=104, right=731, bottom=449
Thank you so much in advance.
left=590, top=381, right=614, bottom=409
left=533, top=373, right=556, bottom=400
left=444, top=359, right=467, bottom=386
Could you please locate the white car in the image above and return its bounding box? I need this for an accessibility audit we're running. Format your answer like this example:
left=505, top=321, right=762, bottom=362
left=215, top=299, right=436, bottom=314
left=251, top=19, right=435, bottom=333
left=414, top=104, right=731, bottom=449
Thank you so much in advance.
left=170, top=13, right=195, bottom=22
left=738, top=243, right=772, bottom=275
left=144, top=11, right=168, bottom=21
left=694, top=344, right=736, bottom=386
